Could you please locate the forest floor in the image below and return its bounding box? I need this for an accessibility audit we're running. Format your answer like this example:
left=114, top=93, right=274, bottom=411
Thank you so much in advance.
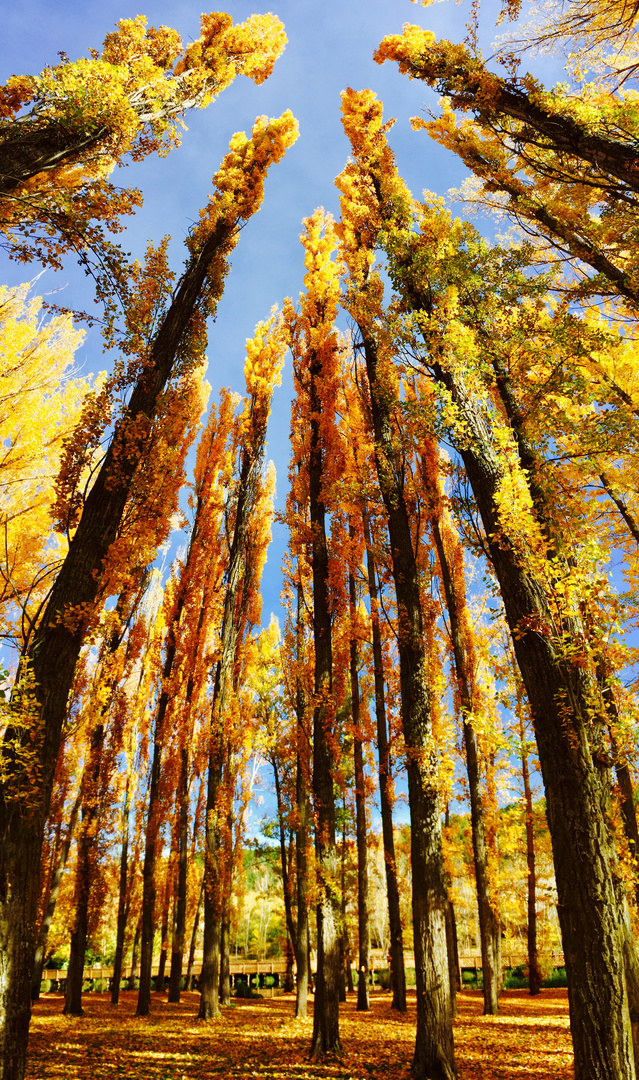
left=25, top=988, right=573, bottom=1080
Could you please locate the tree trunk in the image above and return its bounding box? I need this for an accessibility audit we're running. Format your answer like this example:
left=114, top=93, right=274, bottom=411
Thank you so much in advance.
left=63, top=721, right=106, bottom=1017
left=32, top=789, right=81, bottom=1001
left=295, top=581, right=310, bottom=1020
left=186, top=878, right=204, bottom=992
left=219, top=890, right=231, bottom=1006
left=168, top=747, right=190, bottom=1003
left=308, top=340, right=341, bottom=1061
left=518, top=706, right=542, bottom=996
left=155, top=880, right=171, bottom=993
left=128, top=916, right=141, bottom=990
left=110, top=771, right=131, bottom=1005
left=362, top=332, right=455, bottom=1080
left=349, top=544, right=370, bottom=1012
left=339, top=806, right=347, bottom=1005
left=363, top=513, right=406, bottom=1013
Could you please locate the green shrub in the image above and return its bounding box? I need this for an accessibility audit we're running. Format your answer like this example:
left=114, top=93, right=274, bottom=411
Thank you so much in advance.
left=504, top=970, right=528, bottom=989
left=263, top=975, right=275, bottom=988
left=374, top=968, right=391, bottom=990
left=405, top=968, right=417, bottom=988
left=235, top=980, right=261, bottom=999
left=543, top=967, right=567, bottom=988
left=92, top=979, right=108, bottom=993
left=40, top=980, right=52, bottom=994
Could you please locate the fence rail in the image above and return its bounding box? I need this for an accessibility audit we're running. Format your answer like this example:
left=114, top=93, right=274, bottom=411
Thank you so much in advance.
left=41, top=949, right=565, bottom=984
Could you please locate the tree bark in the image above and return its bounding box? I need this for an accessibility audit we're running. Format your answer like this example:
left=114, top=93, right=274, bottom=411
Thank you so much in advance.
left=517, top=703, right=542, bottom=996
left=308, top=340, right=341, bottom=1061
left=363, top=513, right=407, bottom=1013
left=110, top=771, right=131, bottom=1005
left=127, top=916, right=141, bottom=990
left=186, top=878, right=204, bottom=992
left=362, top=332, right=455, bottom=1080
left=63, top=721, right=106, bottom=1017
left=168, top=747, right=190, bottom=1003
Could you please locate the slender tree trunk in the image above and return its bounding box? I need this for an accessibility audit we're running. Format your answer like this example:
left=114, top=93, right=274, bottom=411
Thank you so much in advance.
left=63, top=722, right=106, bottom=1016
left=308, top=343, right=341, bottom=1061
left=32, top=790, right=82, bottom=1001
left=362, top=331, right=455, bottom=1080
left=348, top=543, right=370, bottom=1011
left=339, top=805, right=347, bottom=1004
left=273, top=756, right=297, bottom=996
left=128, top=916, right=141, bottom=990
left=156, top=880, right=171, bottom=993
left=219, top=887, right=231, bottom=1006
left=363, top=513, right=406, bottom=1013
left=518, top=705, right=542, bottom=996
left=168, top=748, right=189, bottom=1003
left=186, top=879, right=204, bottom=992
left=111, top=772, right=131, bottom=1005
left=295, top=581, right=310, bottom=1019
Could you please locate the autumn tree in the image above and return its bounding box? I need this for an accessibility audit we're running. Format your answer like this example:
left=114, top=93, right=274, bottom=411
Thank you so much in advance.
left=199, top=311, right=287, bottom=1021
left=0, top=106, right=297, bottom=1080
left=336, top=90, right=456, bottom=1080
left=0, top=12, right=286, bottom=275
left=345, top=90, right=638, bottom=1076
left=285, top=211, right=345, bottom=1058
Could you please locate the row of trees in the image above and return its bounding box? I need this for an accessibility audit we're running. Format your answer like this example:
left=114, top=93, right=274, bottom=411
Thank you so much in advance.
left=1, top=3, right=639, bottom=1080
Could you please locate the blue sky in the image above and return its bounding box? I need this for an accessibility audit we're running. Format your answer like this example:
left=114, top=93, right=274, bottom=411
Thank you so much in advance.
left=0, top=0, right=534, bottom=625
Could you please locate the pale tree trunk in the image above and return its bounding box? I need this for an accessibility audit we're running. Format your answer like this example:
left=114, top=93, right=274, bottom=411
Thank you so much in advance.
left=362, top=512, right=406, bottom=1013
left=361, top=331, right=455, bottom=1080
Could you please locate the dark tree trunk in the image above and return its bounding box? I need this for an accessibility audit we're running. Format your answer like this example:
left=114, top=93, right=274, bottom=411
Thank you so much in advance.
left=111, top=771, right=131, bottom=1004
left=339, top=805, right=347, bottom=1005
left=295, top=580, right=311, bottom=1019
left=63, top=721, right=106, bottom=1017
left=363, top=513, right=406, bottom=1013
left=186, top=878, right=204, bottom=991
left=156, top=881, right=171, bottom=993
left=32, top=789, right=81, bottom=1001
left=273, top=757, right=298, bottom=966
left=348, top=542, right=370, bottom=1012
left=168, top=747, right=190, bottom=1003
left=219, top=890, right=231, bottom=1006
left=128, top=916, right=141, bottom=990
left=444, top=897, right=459, bottom=1017
left=518, top=705, right=542, bottom=996
left=308, top=339, right=341, bottom=1061
left=362, top=332, right=455, bottom=1080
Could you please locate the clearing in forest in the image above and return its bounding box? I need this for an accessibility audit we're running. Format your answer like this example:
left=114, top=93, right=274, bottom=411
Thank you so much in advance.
left=26, top=988, right=573, bottom=1079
